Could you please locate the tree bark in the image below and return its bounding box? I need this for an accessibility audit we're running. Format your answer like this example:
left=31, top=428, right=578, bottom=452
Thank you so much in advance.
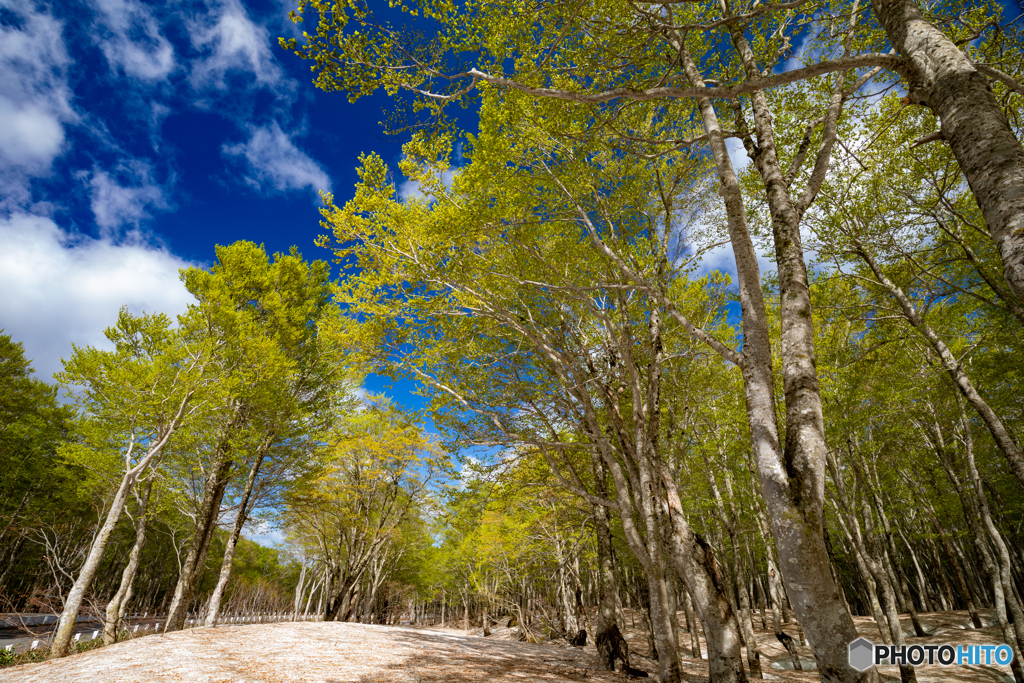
left=50, top=397, right=188, bottom=659
left=591, top=452, right=631, bottom=671
left=205, top=448, right=264, bottom=627
left=103, top=480, right=153, bottom=645
left=164, top=450, right=234, bottom=632
left=872, top=0, right=1024, bottom=302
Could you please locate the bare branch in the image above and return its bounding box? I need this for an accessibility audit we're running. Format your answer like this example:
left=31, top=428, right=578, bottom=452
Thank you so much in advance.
left=463, top=54, right=903, bottom=104
left=972, top=63, right=1024, bottom=97
left=909, top=130, right=945, bottom=148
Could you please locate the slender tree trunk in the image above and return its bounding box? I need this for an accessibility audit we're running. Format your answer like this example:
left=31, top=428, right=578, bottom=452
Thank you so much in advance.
left=856, top=243, right=1024, bottom=489
left=832, top=501, right=891, bottom=642
left=103, top=480, right=153, bottom=644
left=852, top=467, right=917, bottom=683
left=682, top=584, right=702, bottom=659
left=292, top=558, right=308, bottom=621
left=51, top=470, right=142, bottom=656
left=871, top=0, right=1024, bottom=302
left=205, top=450, right=264, bottom=627
left=862, top=455, right=927, bottom=637
left=752, top=501, right=789, bottom=630
left=710, top=467, right=763, bottom=677
left=902, top=469, right=986, bottom=628
left=165, top=451, right=234, bottom=632
left=824, top=531, right=853, bottom=620
left=303, top=574, right=320, bottom=617
left=961, top=413, right=1024, bottom=659
left=749, top=556, right=768, bottom=630
left=895, top=524, right=933, bottom=613
left=924, top=537, right=954, bottom=611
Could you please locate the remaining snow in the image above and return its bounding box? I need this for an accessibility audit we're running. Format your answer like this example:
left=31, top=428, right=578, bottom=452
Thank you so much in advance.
left=3, top=610, right=1015, bottom=683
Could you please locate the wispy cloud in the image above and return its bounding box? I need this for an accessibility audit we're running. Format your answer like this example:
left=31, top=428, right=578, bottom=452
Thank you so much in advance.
left=398, top=169, right=457, bottom=203
left=725, top=137, right=751, bottom=173
left=86, top=160, right=170, bottom=235
left=0, top=5, right=76, bottom=207
left=91, top=0, right=175, bottom=82
left=0, top=213, right=196, bottom=381
left=188, top=0, right=285, bottom=91
left=222, top=122, right=331, bottom=198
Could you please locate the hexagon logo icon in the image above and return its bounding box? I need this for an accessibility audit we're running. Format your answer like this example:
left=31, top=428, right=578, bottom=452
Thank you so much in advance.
left=849, top=637, right=874, bottom=671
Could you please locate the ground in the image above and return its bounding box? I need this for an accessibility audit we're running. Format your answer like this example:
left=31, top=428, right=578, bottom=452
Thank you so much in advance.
left=1, top=609, right=1016, bottom=682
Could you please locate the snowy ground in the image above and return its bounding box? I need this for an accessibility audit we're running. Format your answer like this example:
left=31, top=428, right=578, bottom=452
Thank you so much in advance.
left=1, top=609, right=1016, bottom=682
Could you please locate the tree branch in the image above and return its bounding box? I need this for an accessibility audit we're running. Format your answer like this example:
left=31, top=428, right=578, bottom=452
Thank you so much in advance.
left=462, top=54, right=903, bottom=104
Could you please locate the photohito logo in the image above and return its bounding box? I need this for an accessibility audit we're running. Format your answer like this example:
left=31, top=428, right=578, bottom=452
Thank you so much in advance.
left=848, top=637, right=1014, bottom=671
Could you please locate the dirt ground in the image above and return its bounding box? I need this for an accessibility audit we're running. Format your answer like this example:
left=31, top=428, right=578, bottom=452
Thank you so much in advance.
left=2, top=608, right=1016, bottom=682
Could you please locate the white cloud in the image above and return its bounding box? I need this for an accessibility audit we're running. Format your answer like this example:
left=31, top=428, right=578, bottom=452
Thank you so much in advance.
left=247, top=521, right=283, bottom=548
left=0, top=5, right=76, bottom=206
left=725, top=137, right=751, bottom=173
left=222, top=122, right=331, bottom=197
left=398, top=169, right=457, bottom=203
left=0, top=100, right=65, bottom=172
left=693, top=236, right=777, bottom=282
left=87, top=161, right=169, bottom=234
left=188, top=0, right=285, bottom=90
left=0, top=214, right=196, bottom=382
left=91, top=0, right=176, bottom=82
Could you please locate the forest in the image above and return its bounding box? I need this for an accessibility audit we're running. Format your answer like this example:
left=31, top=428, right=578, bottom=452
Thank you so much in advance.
left=1, top=0, right=1023, bottom=682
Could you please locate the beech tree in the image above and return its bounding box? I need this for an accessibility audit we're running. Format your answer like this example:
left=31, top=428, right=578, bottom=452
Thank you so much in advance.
left=282, top=2, right=1023, bottom=677
left=282, top=405, right=446, bottom=623
left=49, top=310, right=210, bottom=658
left=163, top=242, right=347, bottom=633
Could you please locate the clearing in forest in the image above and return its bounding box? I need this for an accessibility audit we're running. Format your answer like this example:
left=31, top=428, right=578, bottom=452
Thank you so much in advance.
left=3, top=621, right=631, bottom=683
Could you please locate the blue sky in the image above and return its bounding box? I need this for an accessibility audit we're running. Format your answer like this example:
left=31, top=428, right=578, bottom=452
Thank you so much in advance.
left=0, top=0, right=425, bottom=388
left=0, top=1, right=455, bottom=549
left=4, top=0, right=1019, bottom=452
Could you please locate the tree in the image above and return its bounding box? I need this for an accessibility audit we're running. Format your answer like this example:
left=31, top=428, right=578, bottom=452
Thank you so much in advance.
left=49, top=310, right=208, bottom=658
left=317, top=128, right=759, bottom=680
left=164, top=241, right=348, bottom=633
left=0, top=333, right=76, bottom=599
left=283, top=405, right=446, bottom=623
left=283, top=3, right=1023, bottom=676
